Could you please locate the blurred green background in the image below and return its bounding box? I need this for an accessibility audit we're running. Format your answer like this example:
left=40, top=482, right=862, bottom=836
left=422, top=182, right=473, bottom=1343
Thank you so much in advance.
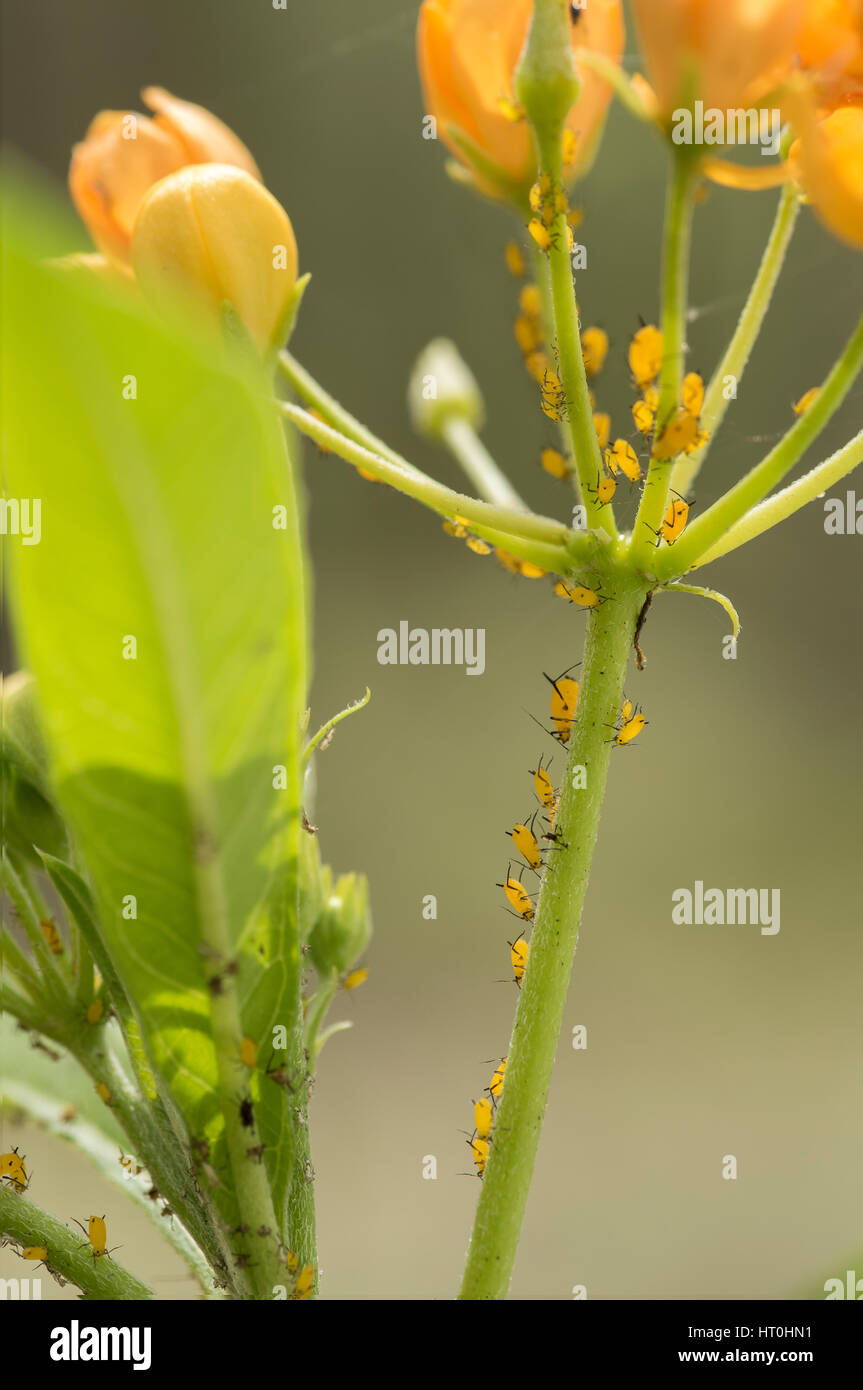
left=1, top=0, right=861, bottom=1300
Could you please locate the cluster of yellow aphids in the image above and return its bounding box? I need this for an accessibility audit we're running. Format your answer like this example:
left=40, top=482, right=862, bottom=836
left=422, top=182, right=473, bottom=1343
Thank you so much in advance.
left=282, top=1247, right=316, bottom=1300
left=466, top=1058, right=508, bottom=1179
left=441, top=512, right=548, bottom=580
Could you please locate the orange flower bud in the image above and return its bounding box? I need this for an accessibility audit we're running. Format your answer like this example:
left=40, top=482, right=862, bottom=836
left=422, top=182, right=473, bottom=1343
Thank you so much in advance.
left=790, top=104, right=863, bottom=249
left=132, top=165, right=299, bottom=352
left=69, top=88, right=260, bottom=265
left=795, top=0, right=863, bottom=107
left=631, top=0, right=809, bottom=125
left=417, top=0, right=624, bottom=199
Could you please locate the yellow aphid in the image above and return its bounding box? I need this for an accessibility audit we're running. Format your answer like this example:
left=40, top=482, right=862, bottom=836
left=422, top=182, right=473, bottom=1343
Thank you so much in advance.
left=508, top=820, right=543, bottom=873
left=505, top=241, right=526, bottom=278
left=566, top=224, right=576, bottom=252
left=581, top=326, right=609, bottom=378
left=591, top=474, right=616, bottom=506
left=567, top=205, right=584, bottom=231
left=528, top=218, right=553, bottom=254
left=0, top=1149, right=28, bottom=1192
left=540, top=367, right=567, bottom=421
left=524, top=349, right=550, bottom=383
left=294, top=1264, right=315, bottom=1300
left=510, top=936, right=529, bottom=986
left=496, top=95, right=524, bottom=122
left=502, top=876, right=535, bottom=921
left=561, top=129, right=578, bottom=167
left=628, top=323, right=663, bottom=389
left=442, top=518, right=469, bottom=539
left=466, top=537, right=492, bottom=555
left=514, top=313, right=543, bottom=355
left=793, top=386, right=820, bottom=415
left=644, top=384, right=659, bottom=411
left=96, top=1082, right=112, bottom=1106
left=631, top=398, right=655, bottom=435
left=39, top=918, right=63, bottom=954
left=652, top=409, right=699, bottom=459
left=240, top=1036, right=258, bottom=1069
left=547, top=666, right=580, bottom=741
left=473, top=1096, right=493, bottom=1141
left=285, top=1249, right=299, bottom=1276
left=74, top=1214, right=110, bottom=1258
left=593, top=412, right=611, bottom=448
left=661, top=495, right=690, bottom=544
left=620, top=698, right=633, bottom=723
left=469, top=1136, right=489, bottom=1177
left=555, top=581, right=602, bottom=610
left=605, top=438, right=642, bottom=483
left=519, top=560, right=546, bottom=579
left=356, top=467, right=379, bottom=482
left=540, top=446, right=571, bottom=480
left=530, top=755, right=556, bottom=812
left=616, top=711, right=646, bottom=746
left=488, top=1058, right=507, bottom=1100
left=21, top=1246, right=48, bottom=1262
left=681, top=371, right=705, bottom=417
left=553, top=187, right=568, bottom=217
left=518, top=284, right=542, bottom=318
left=342, top=967, right=368, bottom=991
left=86, top=999, right=104, bottom=1026
left=494, top=548, right=521, bottom=574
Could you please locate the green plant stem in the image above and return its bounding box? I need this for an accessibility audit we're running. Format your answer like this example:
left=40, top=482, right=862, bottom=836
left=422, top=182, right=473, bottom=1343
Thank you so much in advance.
left=630, top=151, right=697, bottom=568
left=536, top=144, right=616, bottom=537
left=440, top=416, right=529, bottom=511
left=672, top=180, right=800, bottom=497
left=689, top=428, right=863, bottom=569
left=0, top=1184, right=153, bottom=1299
left=277, top=351, right=423, bottom=476
left=459, top=574, right=647, bottom=1299
left=279, top=401, right=580, bottom=557
left=2, top=854, right=71, bottom=1005
left=0, top=927, right=43, bottom=997
left=655, top=312, right=863, bottom=579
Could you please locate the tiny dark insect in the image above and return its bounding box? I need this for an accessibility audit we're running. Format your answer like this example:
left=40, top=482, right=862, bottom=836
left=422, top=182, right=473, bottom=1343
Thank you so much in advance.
left=246, top=1144, right=265, bottom=1163
left=234, top=1253, right=255, bottom=1270
left=239, top=1097, right=254, bottom=1129
left=230, top=1224, right=250, bottom=1236
left=257, top=1225, right=272, bottom=1238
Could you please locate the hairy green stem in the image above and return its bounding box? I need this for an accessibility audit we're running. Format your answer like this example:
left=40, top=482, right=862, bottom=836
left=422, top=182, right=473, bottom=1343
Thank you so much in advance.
left=440, top=416, right=529, bottom=511
left=537, top=147, right=616, bottom=537
left=655, top=312, right=863, bottom=579
left=277, top=351, right=422, bottom=476
left=0, top=1184, right=153, bottom=1299
left=630, top=151, right=697, bottom=568
left=459, top=575, right=647, bottom=1299
left=689, top=428, right=863, bottom=569
left=672, top=180, right=800, bottom=497
left=279, top=401, right=578, bottom=552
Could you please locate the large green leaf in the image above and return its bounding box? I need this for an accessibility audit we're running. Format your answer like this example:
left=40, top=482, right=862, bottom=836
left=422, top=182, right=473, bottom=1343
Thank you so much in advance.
left=2, top=177, right=307, bottom=1222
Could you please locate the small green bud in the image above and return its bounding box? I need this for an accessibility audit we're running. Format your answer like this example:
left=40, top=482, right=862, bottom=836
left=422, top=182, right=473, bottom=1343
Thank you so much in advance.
left=408, top=339, right=484, bottom=441
left=514, top=0, right=581, bottom=154
left=308, top=872, right=372, bottom=978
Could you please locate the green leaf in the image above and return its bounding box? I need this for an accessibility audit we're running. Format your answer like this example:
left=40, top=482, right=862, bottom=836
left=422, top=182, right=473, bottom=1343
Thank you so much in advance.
left=2, top=175, right=308, bottom=1234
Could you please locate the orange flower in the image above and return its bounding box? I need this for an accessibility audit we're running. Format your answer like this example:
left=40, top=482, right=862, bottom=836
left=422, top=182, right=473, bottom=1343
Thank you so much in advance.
left=417, top=0, right=625, bottom=199
left=132, top=165, right=299, bottom=352
left=69, top=87, right=261, bottom=264
left=790, top=103, right=863, bottom=248
left=795, top=0, right=863, bottom=107
left=631, top=0, right=809, bottom=124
